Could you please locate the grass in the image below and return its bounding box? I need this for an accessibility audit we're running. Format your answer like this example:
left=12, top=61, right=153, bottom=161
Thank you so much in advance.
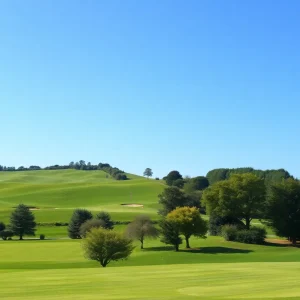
left=1, top=169, right=299, bottom=299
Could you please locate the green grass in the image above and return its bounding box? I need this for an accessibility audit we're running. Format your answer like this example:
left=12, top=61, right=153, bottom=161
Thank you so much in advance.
left=0, top=170, right=165, bottom=223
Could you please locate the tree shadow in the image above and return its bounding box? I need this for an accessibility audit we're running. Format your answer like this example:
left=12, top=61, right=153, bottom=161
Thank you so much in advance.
left=181, top=247, right=253, bottom=254
left=263, top=241, right=300, bottom=248
left=143, top=246, right=175, bottom=252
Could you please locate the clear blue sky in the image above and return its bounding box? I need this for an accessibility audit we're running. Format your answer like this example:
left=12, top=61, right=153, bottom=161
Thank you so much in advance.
left=1, top=0, right=299, bottom=178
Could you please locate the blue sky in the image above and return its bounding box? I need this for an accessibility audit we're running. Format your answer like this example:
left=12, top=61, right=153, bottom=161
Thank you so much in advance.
left=1, top=0, right=299, bottom=178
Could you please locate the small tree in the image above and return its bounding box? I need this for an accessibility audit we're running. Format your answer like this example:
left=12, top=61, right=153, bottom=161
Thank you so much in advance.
left=143, top=168, right=153, bottom=179
left=82, top=228, right=134, bottom=267
left=10, top=204, right=36, bottom=240
left=164, top=170, right=183, bottom=186
left=0, top=222, right=5, bottom=232
left=68, top=209, right=93, bottom=239
left=167, top=207, right=207, bottom=248
left=80, top=219, right=106, bottom=238
left=126, top=215, right=158, bottom=249
left=159, top=220, right=182, bottom=251
left=0, top=230, right=13, bottom=240
left=96, top=211, right=114, bottom=230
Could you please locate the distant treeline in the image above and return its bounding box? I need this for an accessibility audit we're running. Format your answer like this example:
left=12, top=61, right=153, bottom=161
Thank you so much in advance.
left=0, top=161, right=128, bottom=180
left=206, top=168, right=292, bottom=185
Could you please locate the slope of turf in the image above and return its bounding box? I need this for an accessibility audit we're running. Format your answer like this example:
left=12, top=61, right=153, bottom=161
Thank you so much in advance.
left=0, top=170, right=165, bottom=223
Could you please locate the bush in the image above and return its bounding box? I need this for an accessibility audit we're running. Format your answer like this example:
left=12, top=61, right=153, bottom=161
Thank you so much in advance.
left=222, top=225, right=266, bottom=244
left=155, top=177, right=160, bottom=180
left=209, top=215, right=246, bottom=236
left=0, top=230, right=14, bottom=240
left=40, top=234, right=45, bottom=240
left=221, top=225, right=238, bottom=241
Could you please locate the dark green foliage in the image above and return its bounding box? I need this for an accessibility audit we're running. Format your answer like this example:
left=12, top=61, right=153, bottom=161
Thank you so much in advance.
left=0, top=222, right=6, bottom=232
left=143, top=168, right=153, bottom=178
left=184, top=176, right=209, bottom=193
left=79, top=219, right=106, bottom=238
left=0, top=230, right=13, bottom=240
left=10, top=204, right=36, bottom=240
left=82, top=228, right=134, bottom=267
left=68, top=209, right=93, bottom=239
left=155, top=177, right=160, bottom=180
left=208, top=214, right=246, bottom=236
left=40, top=234, right=45, bottom=240
left=95, top=211, right=114, bottom=230
left=126, top=215, right=159, bottom=249
left=159, top=220, right=182, bottom=251
left=206, top=167, right=291, bottom=185
left=165, top=170, right=183, bottom=186
left=266, top=178, right=300, bottom=244
left=172, top=179, right=185, bottom=188
left=158, top=186, right=200, bottom=216
left=221, top=225, right=266, bottom=244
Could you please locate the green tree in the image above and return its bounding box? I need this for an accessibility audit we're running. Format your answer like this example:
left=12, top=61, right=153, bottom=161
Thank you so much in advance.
left=96, top=211, right=114, bottom=230
left=68, top=209, right=93, bottom=239
left=82, top=228, right=134, bottom=267
left=184, top=176, right=209, bottom=193
left=79, top=219, right=106, bottom=238
left=143, top=168, right=153, bottom=178
left=202, top=173, right=266, bottom=229
left=0, top=230, right=14, bottom=240
left=164, top=170, right=183, bottom=186
left=10, top=204, right=36, bottom=240
left=158, top=186, right=200, bottom=216
left=126, top=215, right=158, bottom=249
left=266, top=178, right=300, bottom=244
left=166, top=207, right=207, bottom=248
left=159, top=219, right=182, bottom=251
left=0, top=222, right=5, bottom=232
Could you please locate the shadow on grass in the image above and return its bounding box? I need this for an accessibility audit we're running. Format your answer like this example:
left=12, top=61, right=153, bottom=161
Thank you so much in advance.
left=263, top=241, right=300, bottom=248
left=144, top=246, right=253, bottom=254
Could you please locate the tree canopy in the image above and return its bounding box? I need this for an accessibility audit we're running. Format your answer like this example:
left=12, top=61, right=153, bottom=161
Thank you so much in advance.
left=159, top=219, right=182, bottom=251
left=68, top=209, right=93, bottom=239
left=164, top=170, right=183, bottom=186
left=143, top=168, right=153, bottom=178
left=79, top=219, right=106, bottom=238
left=96, top=211, right=114, bottom=230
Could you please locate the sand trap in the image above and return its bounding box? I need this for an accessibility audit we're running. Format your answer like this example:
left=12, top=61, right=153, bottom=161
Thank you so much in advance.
left=121, top=204, right=144, bottom=208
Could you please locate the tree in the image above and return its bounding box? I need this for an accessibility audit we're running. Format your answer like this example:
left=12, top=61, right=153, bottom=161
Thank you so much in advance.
left=202, top=173, right=266, bottom=229
left=10, top=204, right=36, bottom=240
left=266, top=178, right=300, bottom=244
left=0, top=230, right=13, bottom=240
left=158, top=186, right=200, bottom=216
left=184, top=176, right=209, bottom=193
left=80, top=219, right=106, bottom=238
left=82, top=228, right=134, bottom=267
left=166, top=207, right=207, bottom=248
left=143, top=168, right=153, bottom=179
left=0, top=222, right=5, bottom=232
left=126, top=215, right=158, bottom=249
left=159, top=219, right=182, bottom=251
left=172, top=179, right=185, bottom=188
left=96, top=211, right=114, bottom=230
left=164, top=170, right=183, bottom=186
left=68, top=209, right=93, bottom=239
left=69, top=161, right=75, bottom=168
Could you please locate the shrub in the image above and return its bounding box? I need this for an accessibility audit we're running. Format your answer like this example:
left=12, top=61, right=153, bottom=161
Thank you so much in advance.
left=0, top=222, right=6, bottom=232
left=79, top=219, right=105, bottom=238
left=221, top=225, right=238, bottom=241
left=0, top=230, right=14, bottom=240
left=209, top=215, right=246, bottom=236
left=155, top=177, right=160, bottom=180
left=236, top=227, right=266, bottom=244
left=40, top=234, right=45, bottom=240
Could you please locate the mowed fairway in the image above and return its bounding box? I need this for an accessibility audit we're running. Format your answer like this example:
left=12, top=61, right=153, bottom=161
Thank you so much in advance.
left=0, top=170, right=165, bottom=223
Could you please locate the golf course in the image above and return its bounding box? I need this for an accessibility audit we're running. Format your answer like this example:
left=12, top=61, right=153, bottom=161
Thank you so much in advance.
left=1, top=169, right=300, bottom=300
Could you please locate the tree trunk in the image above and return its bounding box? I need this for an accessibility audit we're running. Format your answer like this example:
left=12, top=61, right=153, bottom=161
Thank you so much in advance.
left=140, top=239, right=144, bottom=249
left=19, top=234, right=23, bottom=240
left=185, top=236, right=190, bottom=249
left=292, top=236, right=297, bottom=245
left=175, top=244, right=179, bottom=252
left=245, top=218, right=250, bottom=230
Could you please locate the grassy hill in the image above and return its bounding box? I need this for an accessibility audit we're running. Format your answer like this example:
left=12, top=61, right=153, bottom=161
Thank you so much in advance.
left=0, top=169, right=165, bottom=223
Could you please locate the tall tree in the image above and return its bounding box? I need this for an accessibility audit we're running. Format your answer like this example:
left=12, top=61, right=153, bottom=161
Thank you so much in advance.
left=166, top=207, right=207, bottom=248
left=164, top=170, right=183, bottom=186
left=159, top=219, right=182, bottom=251
left=126, top=215, right=158, bottom=249
left=266, top=178, right=300, bottom=244
left=143, top=168, right=153, bottom=179
left=96, top=211, right=114, bottom=230
left=184, top=176, right=209, bottom=193
left=158, top=186, right=200, bottom=216
left=202, top=173, right=266, bottom=229
left=10, top=204, right=36, bottom=240
left=82, top=228, right=134, bottom=267
left=68, top=209, right=93, bottom=239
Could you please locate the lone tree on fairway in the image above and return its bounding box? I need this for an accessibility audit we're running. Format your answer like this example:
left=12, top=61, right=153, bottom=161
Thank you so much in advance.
left=160, top=219, right=182, bottom=251
left=143, top=168, right=153, bottom=179
left=126, top=215, right=159, bottom=249
left=266, top=178, right=300, bottom=244
left=96, top=211, right=114, bottom=230
left=10, top=204, right=36, bottom=240
left=68, top=209, right=93, bottom=239
left=167, top=207, right=207, bottom=248
left=80, top=219, right=106, bottom=238
left=82, top=228, right=134, bottom=267
left=158, top=186, right=200, bottom=216
left=202, top=173, right=266, bottom=229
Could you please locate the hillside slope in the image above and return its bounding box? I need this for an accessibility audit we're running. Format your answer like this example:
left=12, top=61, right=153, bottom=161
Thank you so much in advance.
left=0, top=170, right=165, bottom=223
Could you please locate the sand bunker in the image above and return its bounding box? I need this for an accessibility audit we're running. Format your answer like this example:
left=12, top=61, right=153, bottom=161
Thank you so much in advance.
left=121, top=204, right=144, bottom=208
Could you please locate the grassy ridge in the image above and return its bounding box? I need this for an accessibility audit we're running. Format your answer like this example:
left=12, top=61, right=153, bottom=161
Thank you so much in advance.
left=0, top=170, right=165, bottom=223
